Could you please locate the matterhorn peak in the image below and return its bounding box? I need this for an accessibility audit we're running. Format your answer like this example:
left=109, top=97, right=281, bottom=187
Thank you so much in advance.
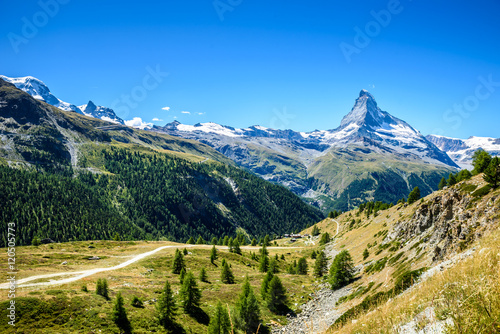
left=339, top=89, right=382, bottom=129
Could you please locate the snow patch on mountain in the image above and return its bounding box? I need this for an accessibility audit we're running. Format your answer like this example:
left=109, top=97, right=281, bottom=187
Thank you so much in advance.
left=0, top=75, right=124, bottom=125
left=427, top=135, right=500, bottom=169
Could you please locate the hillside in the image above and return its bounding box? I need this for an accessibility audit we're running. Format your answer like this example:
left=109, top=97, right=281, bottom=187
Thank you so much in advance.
left=273, top=173, right=499, bottom=333
left=0, top=79, right=324, bottom=246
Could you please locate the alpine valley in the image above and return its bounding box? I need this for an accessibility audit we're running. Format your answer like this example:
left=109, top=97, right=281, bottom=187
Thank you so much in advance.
left=3, top=75, right=499, bottom=215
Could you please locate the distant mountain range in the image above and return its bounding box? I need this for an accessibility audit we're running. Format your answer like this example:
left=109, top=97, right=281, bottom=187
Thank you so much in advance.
left=426, top=135, right=500, bottom=170
left=0, top=75, right=124, bottom=124
left=3, top=74, right=498, bottom=212
left=154, top=90, right=459, bottom=211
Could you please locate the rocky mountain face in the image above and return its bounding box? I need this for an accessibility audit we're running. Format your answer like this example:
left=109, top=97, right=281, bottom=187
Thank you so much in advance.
left=0, top=75, right=124, bottom=124
left=427, top=134, right=500, bottom=170
left=155, top=90, right=457, bottom=211
left=388, top=176, right=499, bottom=261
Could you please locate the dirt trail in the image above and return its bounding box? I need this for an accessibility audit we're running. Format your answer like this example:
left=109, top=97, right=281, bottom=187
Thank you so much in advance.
left=0, top=245, right=297, bottom=289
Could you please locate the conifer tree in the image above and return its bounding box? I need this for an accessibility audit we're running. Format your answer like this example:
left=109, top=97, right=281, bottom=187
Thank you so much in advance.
left=296, top=257, right=308, bottom=275
left=259, top=252, right=269, bottom=273
left=196, top=236, right=205, bottom=245
left=211, top=237, right=218, bottom=245
left=179, top=268, right=186, bottom=284
left=221, top=261, right=235, bottom=284
left=447, top=173, right=457, bottom=187
left=407, top=186, right=421, bottom=204
left=319, top=232, right=331, bottom=245
left=311, top=225, right=320, bottom=236
left=210, top=245, right=218, bottom=265
left=484, top=157, right=500, bottom=188
left=438, top=177, right=447, bottom=190
left=269, top=257, right=279, bottom=273
left=223, top=235, right=229, bottom=246
left=313, top=251, right=328, bottom=277
left=235, top=276, right=261, bottom=333
left=310, top=250, right=317, bottom=259
left=172, top=249, right=185, bottom=274
left=472, top=149, right=492, bottom=175
left=207, top=301, right=231, bottom=334
left=329, top=250, right=354, bottom=290
left=251, top=238, right=257, bottom=246
left=186, top=237, right=195, bottom=244
left=263, top=235, right=270, bottom=247
left=363, top=248, right=369, bottom=260
left=266, top=276, right=287, bottom=313
left=199, top=267, right=208, bottom=283
left=112, top=292, right=131, bottom=333
left=179, top=272, right=201, bottom=313
left=233, top=239, right=242, bottom=255
left=261, top=271, right=274, bottom=299
left=157, top=281, right=177, bottom=329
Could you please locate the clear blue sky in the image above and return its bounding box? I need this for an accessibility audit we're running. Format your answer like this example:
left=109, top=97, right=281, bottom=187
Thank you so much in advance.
left=1, top=0, right=499, bottom=138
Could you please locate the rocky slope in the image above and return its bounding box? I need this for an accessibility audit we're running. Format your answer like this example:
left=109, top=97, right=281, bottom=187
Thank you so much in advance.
left=274, top=174, right=499, bottom=333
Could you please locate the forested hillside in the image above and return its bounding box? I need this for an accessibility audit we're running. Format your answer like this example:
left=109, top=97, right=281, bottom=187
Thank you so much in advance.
left=0, top=147, right=324, bottom=247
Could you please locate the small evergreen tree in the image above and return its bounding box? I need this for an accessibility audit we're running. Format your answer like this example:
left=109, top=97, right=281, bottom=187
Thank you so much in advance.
left=251, top=238, right=257, bottom=246
left=329, top=250, right=354, bottom=290
left=112, top=292, right=131, bottom=333
left=472, top=149, right=492, bottom=175
left=362, top=248, right=369, bottom=260
left=172, top=249, right=185, bottom=274
left=269, top=257, right=279, bottom=273
left=186, top=236, right=195, bottom=244
left=210, top=245, right=218, bottom=265
left=484, top=157, right=500, bottom=188
left=296, top=257, right=308, bottom=275
left=31, top=236, right=41, bottom=246
left=179, top=272, right=201, bottom=313
left=96, top=278, right=109, bottom=299
left=319, top=232, right=331, bottom=245
left=263, top=235, right=270, bottom=247
left=179, top=267, right=186, bottom=284
left=183, top=248, right=188, bottom=255
left=310, top=250, right=317, bottom=259
left=438, top=177, right=447, bottom=190
left=221, top=261, right=235, bottom=284
left=157, top=281, right=177, bottom=328
left=261, top=271, right=274, bottom=299
left=199, top=267, right=208, bottom=283
left=311, top=225, right=320, bottom=236
left=207, top=301, right=231, bottom=334
left=447, top=173, right=457, bottom=187
left=228, top=237, right=234, bottom=252
left=211, top=237, right=218, bottom=245
left=259, top=253, right=269, bottom=273
left=407, top=186, right=421, bottom=204
left=266, top=276, right=287, bottom=313
left=235, top=276, right=261, bottom=333
left=280, top=254, right=285, bottom=261
left=233, top=239, right=242, bottom=255
left=223, top=235, right=229, bottom=246
left=196, top=236, right=205, bottom=245
left=456, top=169, right=472, bottom=182
left=313, top=251, right=328, bottom=277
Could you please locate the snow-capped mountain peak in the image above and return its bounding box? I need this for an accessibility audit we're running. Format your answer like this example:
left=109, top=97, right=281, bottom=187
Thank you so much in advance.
left=427, top=134, right=500, bottom=169
left=0, top=75, right=124, bottom=125
left=339, top=89, right=384, bottom=129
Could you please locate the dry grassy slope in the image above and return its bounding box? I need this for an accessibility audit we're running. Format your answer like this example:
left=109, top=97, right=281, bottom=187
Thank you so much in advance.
left=296, top=174, right=500, bottom=331
left=0, top=241, right=319, bottom=334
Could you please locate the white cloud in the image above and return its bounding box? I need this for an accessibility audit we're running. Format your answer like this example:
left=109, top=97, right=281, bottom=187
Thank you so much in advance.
left=197, top=112, right=205, bottom=115
left=152, top=118, right=163, bottom=121
left=162, top=106, right=171, bottom=111
left=125, top=117, right=153, bottom=130
left=181, top=111, right=191, bottom=114
left=173, top=116, right=177, bottom=119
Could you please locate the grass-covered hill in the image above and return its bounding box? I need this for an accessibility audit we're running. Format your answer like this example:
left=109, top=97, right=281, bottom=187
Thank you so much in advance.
left=0, top=79, right=324, bottom=246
